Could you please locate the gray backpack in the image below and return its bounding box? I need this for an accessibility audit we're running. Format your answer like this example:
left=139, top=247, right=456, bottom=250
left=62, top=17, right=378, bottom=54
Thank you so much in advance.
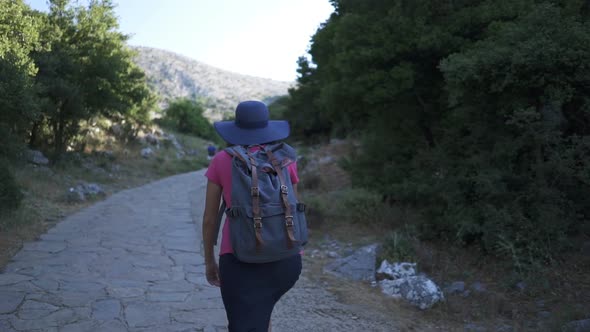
left=216, top=143, right=308, bottom=263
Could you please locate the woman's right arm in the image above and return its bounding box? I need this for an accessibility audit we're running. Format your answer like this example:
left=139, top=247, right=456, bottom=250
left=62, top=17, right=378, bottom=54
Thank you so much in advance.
left=202, top=180, right=222, bottom=287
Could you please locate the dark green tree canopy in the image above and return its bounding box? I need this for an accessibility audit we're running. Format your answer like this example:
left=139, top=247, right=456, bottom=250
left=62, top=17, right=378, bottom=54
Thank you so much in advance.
left=286, top=0, right=590, bottom=267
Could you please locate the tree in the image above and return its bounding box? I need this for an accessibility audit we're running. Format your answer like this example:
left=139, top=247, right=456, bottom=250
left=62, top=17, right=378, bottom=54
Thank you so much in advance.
left=290, top=0, right=590, bottom=266
left=0, top=0, right=42, bottom=158
left=32, top=0, right=156, bottom=158
left=161, top=98, right=216, bottom=140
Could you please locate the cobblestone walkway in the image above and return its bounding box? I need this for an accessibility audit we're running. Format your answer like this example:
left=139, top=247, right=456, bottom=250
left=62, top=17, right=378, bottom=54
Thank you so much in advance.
left=0, top=170, right=228, bottom=332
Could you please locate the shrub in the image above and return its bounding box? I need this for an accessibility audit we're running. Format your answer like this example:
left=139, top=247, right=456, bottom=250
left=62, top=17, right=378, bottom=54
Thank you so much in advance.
left=380, top=230, right=416, bottom=263
left=335, top=188, right=383, bottom=224
left=0, top=161, right=23, bottom=214
left=160, top=98, right=217, bottom=141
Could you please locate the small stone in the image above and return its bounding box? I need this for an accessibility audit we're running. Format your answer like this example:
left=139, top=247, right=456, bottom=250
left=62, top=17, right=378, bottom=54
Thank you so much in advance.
left=515, top=281, right=526, bottom=291
left=141, top=147, right=154, bottom=158
left=562, top=318, right=590, bottom=332
left=445, top=281, right=465, bottom=294
left=26, top=150, right=49, bottom=165
left=327, top=251, right=339, bottom=258
left=464, top=322, right=486, bottom=332
left=471, top=281, right=486, bottom=293
left=537, top=311, right=551, bottom=319
left=496, top=324, right=513, bottom=332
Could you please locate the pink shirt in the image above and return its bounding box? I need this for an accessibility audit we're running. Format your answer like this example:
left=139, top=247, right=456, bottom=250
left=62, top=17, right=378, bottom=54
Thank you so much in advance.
left=205, top=148, right=299, bottom=256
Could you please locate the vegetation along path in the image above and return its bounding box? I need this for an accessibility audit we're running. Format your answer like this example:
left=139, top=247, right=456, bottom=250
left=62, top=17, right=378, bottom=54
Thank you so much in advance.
left=0, top=170, right=402, bottom=332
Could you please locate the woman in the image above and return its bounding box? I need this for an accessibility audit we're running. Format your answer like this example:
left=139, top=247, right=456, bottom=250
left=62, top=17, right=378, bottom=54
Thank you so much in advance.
left=202, top=100, right=302, bottom=331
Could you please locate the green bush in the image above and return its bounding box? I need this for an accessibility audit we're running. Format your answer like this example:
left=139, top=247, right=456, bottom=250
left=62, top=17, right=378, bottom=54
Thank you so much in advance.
left=335, top=188, right=383, bottom=224
left=160, top=98, right=217, bottom=141
left=0, top=161, right=23, bottom=214
left=380, top=230, right=416, bottom=263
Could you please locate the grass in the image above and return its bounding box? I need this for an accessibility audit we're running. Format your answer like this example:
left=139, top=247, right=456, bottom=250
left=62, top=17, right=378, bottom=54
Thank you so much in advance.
left=0, top=126, right=211, bottom=269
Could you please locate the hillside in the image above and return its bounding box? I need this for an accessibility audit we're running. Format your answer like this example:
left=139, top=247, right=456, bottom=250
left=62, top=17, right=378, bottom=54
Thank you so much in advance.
left=133, top=46, right=293, bottom=121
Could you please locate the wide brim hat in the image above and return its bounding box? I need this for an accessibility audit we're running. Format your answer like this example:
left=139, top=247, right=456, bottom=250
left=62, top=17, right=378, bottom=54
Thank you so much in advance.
left=214, top=100, right=290, bottom=145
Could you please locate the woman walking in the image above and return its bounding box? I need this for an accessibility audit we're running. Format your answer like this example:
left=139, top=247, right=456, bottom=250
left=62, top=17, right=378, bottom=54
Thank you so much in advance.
left=201, top=100, right=303, bottom=331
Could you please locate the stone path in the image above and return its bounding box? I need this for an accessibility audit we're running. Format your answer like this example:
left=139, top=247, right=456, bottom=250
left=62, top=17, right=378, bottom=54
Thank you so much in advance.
left=0, top=170, right=404, bottom=332
left=0, top=170, right=228, bottom=332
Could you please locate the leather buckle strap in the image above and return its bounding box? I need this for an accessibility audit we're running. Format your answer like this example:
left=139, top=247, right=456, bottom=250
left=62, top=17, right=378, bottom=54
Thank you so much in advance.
left=285, top=215, right=294, bottom=227
left=251, top=187, right=259, bottom=197
left=253, top=217, right=262, bottom=228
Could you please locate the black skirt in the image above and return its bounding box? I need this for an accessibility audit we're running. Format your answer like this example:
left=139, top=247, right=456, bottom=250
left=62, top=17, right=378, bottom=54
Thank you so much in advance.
left=219, top=253, right=302, bottom=332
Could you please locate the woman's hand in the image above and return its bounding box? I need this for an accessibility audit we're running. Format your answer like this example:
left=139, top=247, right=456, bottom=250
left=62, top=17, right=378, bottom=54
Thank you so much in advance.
left=206, top=260, right=221, bottom=287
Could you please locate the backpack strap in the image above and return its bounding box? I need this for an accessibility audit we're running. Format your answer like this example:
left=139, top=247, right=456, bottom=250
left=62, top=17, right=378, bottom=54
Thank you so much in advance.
left=225, top=146, right=250, bottom=169
left=245, top=149, right=264, bottom=252
left=264, top=147, right=296, bottom=249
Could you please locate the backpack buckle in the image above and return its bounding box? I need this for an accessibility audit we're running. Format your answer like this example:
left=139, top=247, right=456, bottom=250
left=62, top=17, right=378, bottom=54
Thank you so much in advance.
left=251, top=187, right=259, bottom=196
left=253, top=217, right=262, bottom=228
left=280, top=185, right=288, bottom=194
left=285, top=215, right=294, bottom=227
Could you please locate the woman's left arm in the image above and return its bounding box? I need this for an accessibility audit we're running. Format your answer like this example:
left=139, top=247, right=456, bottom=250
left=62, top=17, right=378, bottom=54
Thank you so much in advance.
left=202, top=180, right=222, bottom=287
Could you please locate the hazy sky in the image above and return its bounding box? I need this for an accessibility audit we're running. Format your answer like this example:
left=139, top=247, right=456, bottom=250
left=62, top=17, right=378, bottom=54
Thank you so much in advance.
left=25, top=0, right=334, bottom=82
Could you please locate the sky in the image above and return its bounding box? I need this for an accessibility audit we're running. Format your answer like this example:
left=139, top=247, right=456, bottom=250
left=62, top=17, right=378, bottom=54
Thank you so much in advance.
left=25, top=0, right=334, bottom=82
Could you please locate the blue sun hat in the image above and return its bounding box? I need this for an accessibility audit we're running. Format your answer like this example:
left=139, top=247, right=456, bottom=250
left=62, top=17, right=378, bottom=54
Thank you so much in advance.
left=214, top=100, right=290, bottom=145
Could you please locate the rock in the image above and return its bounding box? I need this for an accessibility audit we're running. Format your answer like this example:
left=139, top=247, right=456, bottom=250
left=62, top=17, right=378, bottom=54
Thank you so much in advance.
left=515, top=281, right=527, bottom=292
left=327, top=251, right=339, bottom=258
left=319, top=156, right=334, bottom=165
left=66, top=187, right=86, bottom=203
left=98, top=150, right=115, bottom=160
left=323, top=244, right=378, bottom=281
left=66, top=183, right=105, bottom=203
left=141, top=147, right=154, bottom=159
left=562, top=319, right=590, bottom=332
left=310, top=249, right=322, bottom=258
left=537, top=311, right=551, bottom=319
left=464, top=323, right=486, bottom=331
left=581, top=241, right=590, bottom=256
left=329, top=138, right=346, bottom=145
left=83, top=183, right=105, bottom=197
left=376, top=260, right=417, bottom=280
left=109, top=124, right=124, bottom=137
left=379, top=276, right=444, bottom=310
left=471, top=281, right=486, bottom=293
left=445, top=281, right=465, bottom=295
left=496, top=324, right=514, bottom=332
left=26, top=150, right=49, bottom=165
left=144, top=133, right=159, bottom=145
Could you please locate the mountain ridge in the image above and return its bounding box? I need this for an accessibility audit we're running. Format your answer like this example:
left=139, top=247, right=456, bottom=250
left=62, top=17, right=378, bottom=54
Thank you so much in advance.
left=132, top=46, right=293, bottom=120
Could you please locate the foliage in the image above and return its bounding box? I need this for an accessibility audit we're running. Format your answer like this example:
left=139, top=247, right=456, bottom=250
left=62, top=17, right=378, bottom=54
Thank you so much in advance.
left=0, top=0, right=42, bottom=158
left=29, top=0, right=156, bottom=158
left=290, top=0, right=590, bottom=268
left=380, top=230, right=416, bottom=263
left=0, top=161, right=23, bottom=215
left=159, top=98, right=217, bottom=141
left=334, top=188, right=383, bottom=224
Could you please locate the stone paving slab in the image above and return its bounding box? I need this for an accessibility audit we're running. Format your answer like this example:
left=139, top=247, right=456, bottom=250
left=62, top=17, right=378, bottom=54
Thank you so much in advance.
left=0, top=170, right=229, bottom=331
